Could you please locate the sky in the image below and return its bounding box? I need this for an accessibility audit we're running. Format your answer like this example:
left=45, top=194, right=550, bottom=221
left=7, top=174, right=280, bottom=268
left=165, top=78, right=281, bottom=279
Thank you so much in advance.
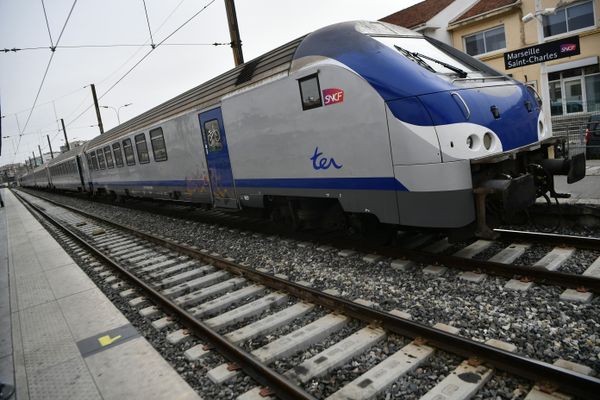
left=0, top=0, right=421, bottom=167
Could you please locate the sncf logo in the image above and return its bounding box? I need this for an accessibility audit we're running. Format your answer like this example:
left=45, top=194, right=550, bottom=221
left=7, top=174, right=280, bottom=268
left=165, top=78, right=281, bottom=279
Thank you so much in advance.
left=323, top=88, right=344, bottom=106
left=560, top=43, right=577, bottom=53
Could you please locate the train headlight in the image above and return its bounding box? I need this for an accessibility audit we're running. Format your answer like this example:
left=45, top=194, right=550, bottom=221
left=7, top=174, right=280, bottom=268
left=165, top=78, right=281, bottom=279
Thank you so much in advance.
left=538, top=120, right=546, bottom=138
left=483, top=132, right=493, bottom=150
left=466, top=134, right=480, bottom=150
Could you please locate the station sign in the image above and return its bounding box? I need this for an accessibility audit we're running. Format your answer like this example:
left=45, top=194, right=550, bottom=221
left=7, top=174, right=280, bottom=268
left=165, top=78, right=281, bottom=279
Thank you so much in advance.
left=504, top=35, right=580, bottom=70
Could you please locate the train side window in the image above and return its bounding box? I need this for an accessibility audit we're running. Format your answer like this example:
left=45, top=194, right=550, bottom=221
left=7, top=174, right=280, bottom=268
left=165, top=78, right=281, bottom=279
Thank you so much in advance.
left=91, top=152, right=99, bottom=171
left=97, top=149, right=106, bottom=170
left=123, top=138, right=136, bottom=166
left=135, top=133, right=150, bottom=164
left=112, top=143, right=124, bottom=167
left=149, top=127, right=167, bottom=161
left=298, top=74, right=322, bottom=110
left=104, top=146, right=115, bottom=169
left=203, top=120, right=223, bottom=153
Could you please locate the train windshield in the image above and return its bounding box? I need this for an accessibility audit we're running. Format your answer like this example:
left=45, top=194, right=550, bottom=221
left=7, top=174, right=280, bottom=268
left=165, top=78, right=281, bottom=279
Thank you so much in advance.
left=373, top=36, right=502, bottom=79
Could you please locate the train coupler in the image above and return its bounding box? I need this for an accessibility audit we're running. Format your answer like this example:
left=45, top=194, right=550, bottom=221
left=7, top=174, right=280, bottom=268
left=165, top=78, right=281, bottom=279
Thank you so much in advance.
left=473, top=174, right=536, bottom=239
left=540, top=152, right=586, bottom=184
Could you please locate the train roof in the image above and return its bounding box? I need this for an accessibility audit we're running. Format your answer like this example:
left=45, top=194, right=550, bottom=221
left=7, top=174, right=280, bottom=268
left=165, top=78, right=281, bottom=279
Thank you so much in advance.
left=87, top=34, right=306, bottom=149
left=46, top=144, right=86, bottom=167
left=85, top=21, right=420, bottom=149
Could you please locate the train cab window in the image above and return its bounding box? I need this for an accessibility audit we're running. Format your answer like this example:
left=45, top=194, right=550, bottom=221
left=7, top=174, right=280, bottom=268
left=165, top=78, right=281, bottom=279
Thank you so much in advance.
left=149, top=127, right=168, bottom=161
left=123, top=138, right=136, bottom=166
left=298, top=74, right=322, bottom=110
left=104, top=146, right=115, bottom=169
left=203, top=120, right=223, bottom=153
left=112, top=143, right=124, bottom=167
left=135, top=133, right=150, bottom=164
left=97, top=149, right=106, bottom=170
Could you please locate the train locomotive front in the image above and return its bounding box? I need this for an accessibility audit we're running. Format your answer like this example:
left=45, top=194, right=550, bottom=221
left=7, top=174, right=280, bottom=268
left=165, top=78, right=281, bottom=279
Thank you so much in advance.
left=283, top=21, right=585, bottom=237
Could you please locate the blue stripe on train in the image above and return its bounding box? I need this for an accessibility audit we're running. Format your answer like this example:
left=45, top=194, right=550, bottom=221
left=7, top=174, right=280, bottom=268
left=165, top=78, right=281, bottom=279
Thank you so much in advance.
left=92, top=177, right=408, bottom=191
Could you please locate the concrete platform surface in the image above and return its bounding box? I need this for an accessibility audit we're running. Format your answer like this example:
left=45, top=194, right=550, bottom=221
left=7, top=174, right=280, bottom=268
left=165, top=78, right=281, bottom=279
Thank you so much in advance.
left=0, top=189, right=201, bottom=400
left=553, top=159, right=600, bottom=204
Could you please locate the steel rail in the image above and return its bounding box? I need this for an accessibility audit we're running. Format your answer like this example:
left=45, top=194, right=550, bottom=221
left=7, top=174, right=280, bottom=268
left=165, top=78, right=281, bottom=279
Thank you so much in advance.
left=395, top=248, right=600, bottom=293
left=14, top=189, right=600, bottom=399
left=13, top=191, right=316, bottom=400
left=495, top=228, right=600, bottom=251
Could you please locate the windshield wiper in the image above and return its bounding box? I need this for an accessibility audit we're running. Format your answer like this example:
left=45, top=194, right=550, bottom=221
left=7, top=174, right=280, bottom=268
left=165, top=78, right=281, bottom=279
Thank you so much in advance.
left=394, top=45, right=435, bottom=74
left=394, top=45, right=468, bottom=78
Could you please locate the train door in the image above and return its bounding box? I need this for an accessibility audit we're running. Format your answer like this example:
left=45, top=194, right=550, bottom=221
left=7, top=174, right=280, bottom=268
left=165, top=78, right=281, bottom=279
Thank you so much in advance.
left=198, top=107, right=237, bottom=208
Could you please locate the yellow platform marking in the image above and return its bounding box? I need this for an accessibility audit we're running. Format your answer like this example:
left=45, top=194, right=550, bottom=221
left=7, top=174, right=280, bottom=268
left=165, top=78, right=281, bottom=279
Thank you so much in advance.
left=98, top=334, right=123, bottom=347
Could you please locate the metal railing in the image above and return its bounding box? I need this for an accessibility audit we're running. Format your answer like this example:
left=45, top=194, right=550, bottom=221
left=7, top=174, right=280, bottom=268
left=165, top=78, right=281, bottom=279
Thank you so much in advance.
left=551, top=110, right=600, bottom=159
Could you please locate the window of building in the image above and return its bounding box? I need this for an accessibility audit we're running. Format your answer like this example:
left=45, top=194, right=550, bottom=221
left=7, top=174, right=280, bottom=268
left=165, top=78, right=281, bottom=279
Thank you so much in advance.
left=135, top=133, right=150, bottom=164
left=112, top=143, right=124, bottom=167
left=123, top=138, right=136, bottom=166
left=149, top=127, right=167, bottom=161
left=549, top=64, right=600, bottom=115
left=97, top=149, right=106, bottom=170
left=103, top=146, right=114, bottom=169
left=464, top=26, right=506, bottom=56
left=543, top=1, right=595, bottom=37
left=298, top=74, right=322, bottom=110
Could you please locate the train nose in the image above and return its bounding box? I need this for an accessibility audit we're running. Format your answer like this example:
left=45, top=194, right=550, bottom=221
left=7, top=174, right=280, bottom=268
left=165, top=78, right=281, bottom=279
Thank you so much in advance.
left=418, top=84, right=540, bottom=154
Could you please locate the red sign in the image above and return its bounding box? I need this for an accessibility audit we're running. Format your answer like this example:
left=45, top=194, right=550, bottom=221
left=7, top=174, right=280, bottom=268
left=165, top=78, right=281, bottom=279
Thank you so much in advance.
left=323, top=88, right=344, bottom=106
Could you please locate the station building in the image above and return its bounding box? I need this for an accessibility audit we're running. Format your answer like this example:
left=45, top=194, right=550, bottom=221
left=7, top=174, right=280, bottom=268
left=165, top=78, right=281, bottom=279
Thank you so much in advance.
left=382, top=0, right=600, bottom=134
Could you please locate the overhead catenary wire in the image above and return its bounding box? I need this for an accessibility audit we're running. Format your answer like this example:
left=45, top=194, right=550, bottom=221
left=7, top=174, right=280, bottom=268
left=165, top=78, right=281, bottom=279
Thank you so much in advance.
left=67, top=0, right=218, bottom=128
left=2, top=42, right=230, bottom=52
left=60, top=0, right=194, bottom=126
left=40, top=0, right=55, bottom=49
left=12, top=0, right=78, bottom=162
left=142, top=0, right=156, bottom=48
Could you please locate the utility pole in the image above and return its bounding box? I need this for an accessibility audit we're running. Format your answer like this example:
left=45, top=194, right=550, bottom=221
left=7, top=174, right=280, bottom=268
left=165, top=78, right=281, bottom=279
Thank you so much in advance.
left=535, top=0, right=552, bottom=139
left=27, top=157, right=32, bottom=170
left=32, top=151, right=37, bottom=167
left=224, top=0, right=244, bottom=66
left=61, top=118, right=70, bottom=151
left=90, top=84, right=104, bottom=134
left=47, top=135, right=54, bottom=159
left=38, top=145, right=44, bottom=164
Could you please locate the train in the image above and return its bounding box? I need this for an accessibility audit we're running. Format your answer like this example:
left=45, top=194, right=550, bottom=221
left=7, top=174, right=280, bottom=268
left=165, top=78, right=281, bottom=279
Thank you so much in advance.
left=19, top=21, right=586, bottom=238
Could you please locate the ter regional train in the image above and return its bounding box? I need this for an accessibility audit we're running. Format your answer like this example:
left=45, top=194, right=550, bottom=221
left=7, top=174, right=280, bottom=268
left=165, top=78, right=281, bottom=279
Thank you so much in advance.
left=20, top=21, right=585, bottom=238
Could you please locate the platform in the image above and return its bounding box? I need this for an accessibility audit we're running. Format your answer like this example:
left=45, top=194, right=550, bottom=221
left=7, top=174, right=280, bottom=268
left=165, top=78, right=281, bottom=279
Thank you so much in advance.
left=0, top=189, right=201, bottom=400
left=553, top=159, right=600, bottom=204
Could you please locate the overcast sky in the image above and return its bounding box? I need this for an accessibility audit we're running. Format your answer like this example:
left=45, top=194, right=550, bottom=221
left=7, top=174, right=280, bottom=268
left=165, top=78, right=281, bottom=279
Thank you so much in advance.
left=0, top=0, right=420, bottom=166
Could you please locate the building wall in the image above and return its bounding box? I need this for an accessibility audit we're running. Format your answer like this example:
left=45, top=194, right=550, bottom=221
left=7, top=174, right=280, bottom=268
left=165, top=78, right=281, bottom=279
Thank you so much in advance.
left=449, top=0, right=600, bottom=120
left=422, top=0, right=479, bottom=43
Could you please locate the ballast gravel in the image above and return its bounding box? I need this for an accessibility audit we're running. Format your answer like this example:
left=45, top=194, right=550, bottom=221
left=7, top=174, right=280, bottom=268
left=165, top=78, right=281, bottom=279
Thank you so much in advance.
left=28, top=191, right=600, bottom=398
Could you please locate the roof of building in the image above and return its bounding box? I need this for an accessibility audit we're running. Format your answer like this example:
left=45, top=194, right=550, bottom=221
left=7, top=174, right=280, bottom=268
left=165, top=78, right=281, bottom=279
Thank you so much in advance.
left=451, top=0, right=518, bottom=24
left=379, top=0, right=455, bottom=29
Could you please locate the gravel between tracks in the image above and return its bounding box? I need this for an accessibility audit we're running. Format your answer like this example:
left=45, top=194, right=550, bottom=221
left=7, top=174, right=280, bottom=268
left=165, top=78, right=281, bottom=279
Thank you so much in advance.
left=28, top=191, right=600, bottom=398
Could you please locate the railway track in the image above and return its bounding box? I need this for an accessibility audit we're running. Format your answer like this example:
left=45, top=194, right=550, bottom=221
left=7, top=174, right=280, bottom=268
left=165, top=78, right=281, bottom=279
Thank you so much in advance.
left=19, top=188, right=600, bottom=299
left=12, top=189, right=600, bottom=399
